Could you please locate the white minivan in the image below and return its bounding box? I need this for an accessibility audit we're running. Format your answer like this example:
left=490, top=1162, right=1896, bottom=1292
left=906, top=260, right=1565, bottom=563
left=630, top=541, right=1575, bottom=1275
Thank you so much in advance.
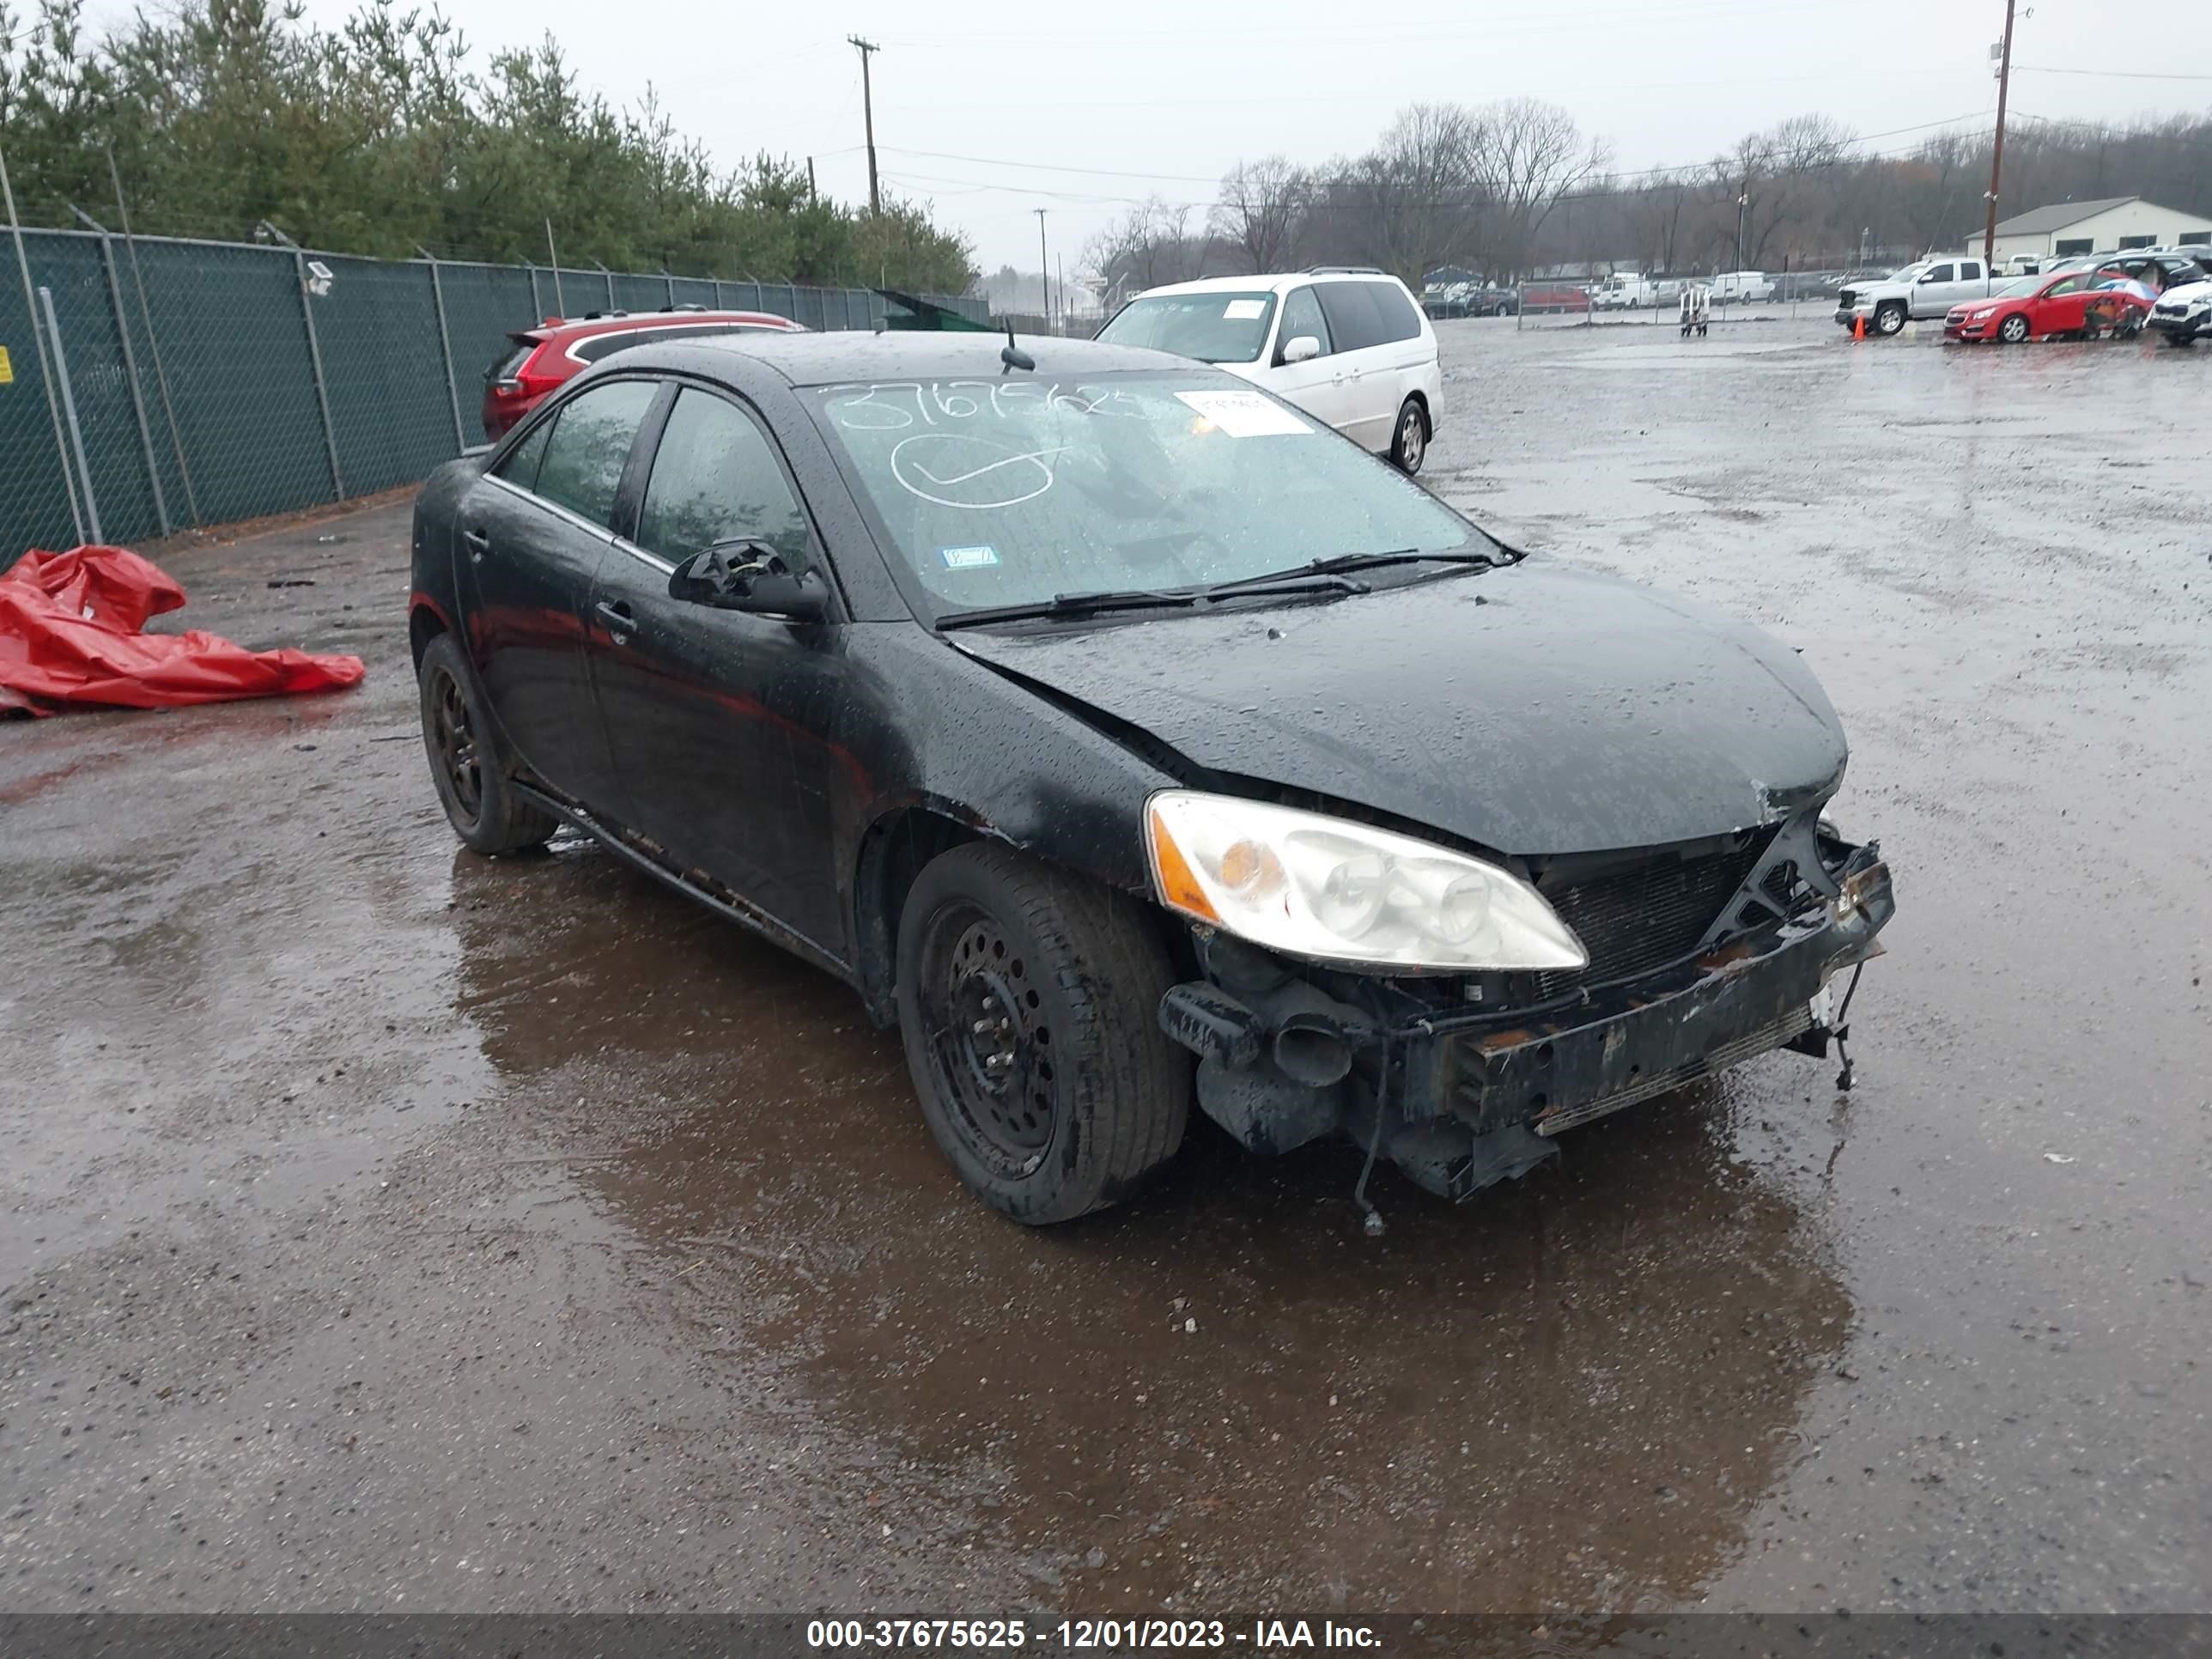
left=1094, top=269, right=1444, bottom=474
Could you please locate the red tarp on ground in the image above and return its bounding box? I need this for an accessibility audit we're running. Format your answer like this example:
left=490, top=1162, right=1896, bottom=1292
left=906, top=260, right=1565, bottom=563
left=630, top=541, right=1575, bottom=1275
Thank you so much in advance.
left=0, top=545, right=365, bottom=717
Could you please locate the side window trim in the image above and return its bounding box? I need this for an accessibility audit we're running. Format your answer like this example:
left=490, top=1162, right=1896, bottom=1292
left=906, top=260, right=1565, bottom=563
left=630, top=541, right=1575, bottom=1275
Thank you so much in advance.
left=610, top=380, right=680, bottom=544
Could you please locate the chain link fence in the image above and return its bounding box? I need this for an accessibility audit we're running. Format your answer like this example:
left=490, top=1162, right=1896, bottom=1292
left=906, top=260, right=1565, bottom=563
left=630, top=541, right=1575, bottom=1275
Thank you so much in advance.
left=1, top=222, right=987, bottom=567
left=1510, top=272, right=1864, bottom=330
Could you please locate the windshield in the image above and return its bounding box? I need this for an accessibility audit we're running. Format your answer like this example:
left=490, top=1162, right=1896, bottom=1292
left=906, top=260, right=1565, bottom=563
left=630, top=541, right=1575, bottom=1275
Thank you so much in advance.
left=808, top=371, right=1486, bottom=619
left=1094, top=293, right=1278, bottom=363
left=1995, top=276, right=2044, bottom=297
left=1887, top=265, right=1926, bottom=283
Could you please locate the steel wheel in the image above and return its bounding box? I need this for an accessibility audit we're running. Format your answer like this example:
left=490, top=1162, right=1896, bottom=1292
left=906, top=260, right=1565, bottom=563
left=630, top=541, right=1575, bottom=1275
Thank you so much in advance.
left=915, top=900, right=1058, bottom=1179
left=428, top=664, right=483, bottom=825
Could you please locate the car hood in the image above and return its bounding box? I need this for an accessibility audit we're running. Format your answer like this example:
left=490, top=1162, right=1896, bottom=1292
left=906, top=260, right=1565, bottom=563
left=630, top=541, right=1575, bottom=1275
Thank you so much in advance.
left=946, top=558, right=1849, bottom=857
left=2158, top=279, right=2212, bottom=307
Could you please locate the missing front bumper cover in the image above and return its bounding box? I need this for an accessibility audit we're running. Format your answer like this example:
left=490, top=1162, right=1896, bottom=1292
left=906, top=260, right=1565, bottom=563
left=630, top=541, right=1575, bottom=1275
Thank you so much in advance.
left=1158, top=842, right=1895, bottom=1201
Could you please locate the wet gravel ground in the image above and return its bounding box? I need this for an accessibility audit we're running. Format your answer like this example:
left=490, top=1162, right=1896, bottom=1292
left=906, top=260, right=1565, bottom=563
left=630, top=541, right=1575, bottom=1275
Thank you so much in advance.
left=3, top=315, right=2207, bottom=1619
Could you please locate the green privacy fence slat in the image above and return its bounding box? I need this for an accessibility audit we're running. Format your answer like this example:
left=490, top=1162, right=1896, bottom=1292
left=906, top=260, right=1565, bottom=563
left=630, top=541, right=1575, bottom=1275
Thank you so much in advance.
left=1, top=226, right=986, bottom=568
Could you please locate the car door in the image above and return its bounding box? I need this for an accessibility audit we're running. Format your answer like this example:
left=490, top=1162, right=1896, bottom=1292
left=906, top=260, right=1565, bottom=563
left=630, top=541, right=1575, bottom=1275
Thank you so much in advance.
left=2035, top=274, right=2093, bottom=335
left=1910, top=263, right=1955, bottom=317
left=1952, top=258, right=1984, bottom=307
left=454, top=376, right=659, bottom=811
left=586, top=383, right=850, bottom=952
left=1257, top=283, right=1357, bottom=435
left=1312, top=281, right=1398, bottom=450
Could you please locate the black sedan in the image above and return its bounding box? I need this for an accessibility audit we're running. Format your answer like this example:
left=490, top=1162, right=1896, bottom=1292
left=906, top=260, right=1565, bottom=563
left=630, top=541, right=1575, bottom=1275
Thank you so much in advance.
left=408, top=331, right=1895, bottom=1224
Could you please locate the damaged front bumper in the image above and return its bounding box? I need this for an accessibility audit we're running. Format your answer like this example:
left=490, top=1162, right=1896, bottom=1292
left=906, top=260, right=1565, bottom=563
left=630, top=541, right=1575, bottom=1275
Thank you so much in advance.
left=1156, top=836, right=1895, bottom=1203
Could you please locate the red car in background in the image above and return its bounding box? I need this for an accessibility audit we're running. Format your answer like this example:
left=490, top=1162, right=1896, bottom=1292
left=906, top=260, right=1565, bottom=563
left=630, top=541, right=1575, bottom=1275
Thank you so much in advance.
left=480, top=309, right=807, bottom=440
left=1943, top=270, right=2152, bottom=345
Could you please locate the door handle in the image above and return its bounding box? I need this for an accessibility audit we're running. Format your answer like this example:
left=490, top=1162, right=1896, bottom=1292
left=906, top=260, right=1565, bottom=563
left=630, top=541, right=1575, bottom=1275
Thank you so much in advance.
left=595, top=599, right=635, bottom=642
left=462, top=527, right=490, bottom=562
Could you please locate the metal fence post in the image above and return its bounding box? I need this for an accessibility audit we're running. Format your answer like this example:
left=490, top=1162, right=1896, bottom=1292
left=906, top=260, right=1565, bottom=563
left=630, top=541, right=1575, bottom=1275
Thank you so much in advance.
left=528, top=264, right=542, bottom=319
left=38, top=286, right=103, bottom=544
left=713, top=280, right=725, bottom=308
left=3, top=149, right=87, bottom=545
left=77, top=208, right=171, bottom=538
left=294, top=249, right=344, bottom=501
left=664, top=269, right=675, bottom=307
left=421, top=250, right=467, bottom=455
left=107, top=145, right=198, bottom=529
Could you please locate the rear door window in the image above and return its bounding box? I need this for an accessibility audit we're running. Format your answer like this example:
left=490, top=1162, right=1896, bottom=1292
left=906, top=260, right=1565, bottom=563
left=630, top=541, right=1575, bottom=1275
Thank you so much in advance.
left=1367, top=281, right=1424, bottom=343
left=1315, top=283, right=1385, bottom=352
left=1275, top=285, right=1331, bottom=360
left=532, top=379, right=660, bottom=527
left=1957, top=261, right=1981, bottom=282
left=494, top=419, right=554, bottom=491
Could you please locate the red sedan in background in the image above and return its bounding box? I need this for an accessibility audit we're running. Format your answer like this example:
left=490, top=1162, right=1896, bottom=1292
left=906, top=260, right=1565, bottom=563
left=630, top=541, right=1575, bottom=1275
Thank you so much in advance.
left=1944, top=270, right=2152, bottom=345
left=481, top=309, right=806, bottom=440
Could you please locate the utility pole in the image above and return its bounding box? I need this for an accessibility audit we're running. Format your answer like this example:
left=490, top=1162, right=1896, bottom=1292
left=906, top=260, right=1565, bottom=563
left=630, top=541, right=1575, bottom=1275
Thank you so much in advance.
left=806, top=155, right=817, bottom=202
left=1735, top=179, right=1750, bottom=271
left=1983, top=0, right=2018, bottom=266
left=1035, top=208, right=1051, bottom=332
left=848, top=36, right=881, bottom=216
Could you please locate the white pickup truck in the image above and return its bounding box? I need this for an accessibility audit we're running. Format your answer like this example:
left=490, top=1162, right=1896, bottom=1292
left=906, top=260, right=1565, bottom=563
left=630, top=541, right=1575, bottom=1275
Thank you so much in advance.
left=1834, top=258, right=2000, bottom=336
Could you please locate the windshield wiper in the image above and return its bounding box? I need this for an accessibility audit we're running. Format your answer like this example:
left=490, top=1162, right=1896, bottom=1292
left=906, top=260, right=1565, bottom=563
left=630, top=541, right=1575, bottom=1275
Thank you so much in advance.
left=934, top=588, right=1200, bottom=630
left=1200, top=546, right=1504, bottom=598
left=933, top=572, right=1373, bottom=631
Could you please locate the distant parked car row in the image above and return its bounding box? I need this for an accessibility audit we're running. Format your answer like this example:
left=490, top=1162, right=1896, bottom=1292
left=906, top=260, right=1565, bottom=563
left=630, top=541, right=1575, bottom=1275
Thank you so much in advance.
left=1831, top=247, right=2209, bottom=342
left=1419, top=279, right=1518, bottom=318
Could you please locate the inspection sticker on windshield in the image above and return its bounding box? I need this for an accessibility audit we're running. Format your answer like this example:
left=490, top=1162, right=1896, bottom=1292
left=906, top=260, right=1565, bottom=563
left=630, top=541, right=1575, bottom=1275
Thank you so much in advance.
left=939, top=544, right=1000, bottom=569
left=1221, top=298, right=1268, bottom=320
left=1175, top=390, right=1311, bottom=437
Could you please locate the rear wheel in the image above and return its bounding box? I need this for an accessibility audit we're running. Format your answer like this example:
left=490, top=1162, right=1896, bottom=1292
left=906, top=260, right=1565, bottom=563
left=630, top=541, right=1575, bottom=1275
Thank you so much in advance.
left=1997, top=313, right=2031, bottom=344
left=895, top=843, right=1188, bottom=1224
left=1389, top=398, right=1429, bottom=475
left=417, top=633, right=556, bottom=855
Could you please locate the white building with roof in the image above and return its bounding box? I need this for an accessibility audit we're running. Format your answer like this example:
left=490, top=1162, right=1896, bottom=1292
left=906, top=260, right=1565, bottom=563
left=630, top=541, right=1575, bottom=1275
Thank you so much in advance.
left=1982, top=197, right=2212, bottom=264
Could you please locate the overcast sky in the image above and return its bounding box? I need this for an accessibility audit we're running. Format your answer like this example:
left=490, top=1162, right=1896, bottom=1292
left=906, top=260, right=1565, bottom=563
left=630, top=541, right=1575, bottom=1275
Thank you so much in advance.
left=94, top=0, right=2212, bottom=272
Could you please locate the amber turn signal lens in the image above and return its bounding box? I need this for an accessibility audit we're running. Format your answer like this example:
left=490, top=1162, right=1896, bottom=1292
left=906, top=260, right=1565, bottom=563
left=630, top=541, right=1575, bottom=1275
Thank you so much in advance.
left=1148, top=806, right=1220, bottom=922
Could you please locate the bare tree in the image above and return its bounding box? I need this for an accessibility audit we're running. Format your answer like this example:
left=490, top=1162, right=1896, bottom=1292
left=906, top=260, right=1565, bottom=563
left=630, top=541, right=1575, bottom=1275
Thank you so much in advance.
left=1209, top=155, right=1308, bottom=274
left=1083, top=197, right=1209, bottom=301
left=1468, top=98, right=1609, bottom=280
left=1712, top=113, right=1856, bottom=270
left=1340, top=102, right=1484, bottom=283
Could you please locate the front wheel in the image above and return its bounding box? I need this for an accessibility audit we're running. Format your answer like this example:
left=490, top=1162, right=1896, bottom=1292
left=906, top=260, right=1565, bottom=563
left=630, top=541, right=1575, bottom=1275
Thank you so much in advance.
left=417, top=633, right=556, bottom=855
left=1997, top=313, right=2031, bottom=344
left=895, top=844, right=1188, bottom=1224
left=1389, top=398, right=1429, bottom=475
left=1875, top=302, right=1907, bottom=337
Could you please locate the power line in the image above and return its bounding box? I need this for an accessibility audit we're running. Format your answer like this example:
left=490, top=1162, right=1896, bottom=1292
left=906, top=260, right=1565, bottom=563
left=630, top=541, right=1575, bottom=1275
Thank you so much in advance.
left=2014, top=64, right=2212, bottom=81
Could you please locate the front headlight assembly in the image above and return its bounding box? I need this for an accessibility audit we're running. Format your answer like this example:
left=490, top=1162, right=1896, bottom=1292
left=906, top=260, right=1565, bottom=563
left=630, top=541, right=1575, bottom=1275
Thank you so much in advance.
left=1144, top=789, right=1587, bottom=974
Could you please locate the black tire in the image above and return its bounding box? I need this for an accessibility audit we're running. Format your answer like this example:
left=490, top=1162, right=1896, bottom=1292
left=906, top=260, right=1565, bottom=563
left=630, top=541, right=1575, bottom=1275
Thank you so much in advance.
left=1997, top=313, right=2031, bottom=344
left=895, top=843, right=1188, bottom=1224
left=417, top=632, right=557, bottom=855
left=1389, top=397, right=1429, bottom=475
left=1875, top=301, right=1907, bottom=337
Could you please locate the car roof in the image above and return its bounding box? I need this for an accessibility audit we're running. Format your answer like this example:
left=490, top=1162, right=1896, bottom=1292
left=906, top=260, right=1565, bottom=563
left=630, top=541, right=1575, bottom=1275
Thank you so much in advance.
left=531, top=310, right=805, bottom=342
left=1130, top=270, right=1406, bottom=300
left=617, top=329, right=1197, bottom=387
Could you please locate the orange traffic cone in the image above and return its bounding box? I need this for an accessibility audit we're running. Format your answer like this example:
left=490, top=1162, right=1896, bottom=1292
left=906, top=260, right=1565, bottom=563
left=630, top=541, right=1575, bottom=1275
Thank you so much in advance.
left=1852, top=313, right=1866, bottom=342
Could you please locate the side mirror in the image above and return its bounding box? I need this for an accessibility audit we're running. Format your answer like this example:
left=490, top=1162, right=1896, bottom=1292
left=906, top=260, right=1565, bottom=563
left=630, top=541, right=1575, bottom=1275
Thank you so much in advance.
left=669, top=542, right=830, bottom=622
left=1280, top=334, right=1322, bottom=365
